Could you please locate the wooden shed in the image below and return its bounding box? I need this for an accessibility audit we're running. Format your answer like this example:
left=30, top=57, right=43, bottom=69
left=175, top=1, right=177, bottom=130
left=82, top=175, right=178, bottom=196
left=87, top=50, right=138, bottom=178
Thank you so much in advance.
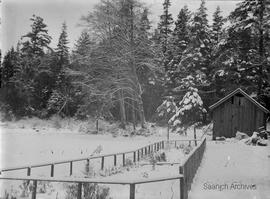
left=209, top=88, right=269, bottom=140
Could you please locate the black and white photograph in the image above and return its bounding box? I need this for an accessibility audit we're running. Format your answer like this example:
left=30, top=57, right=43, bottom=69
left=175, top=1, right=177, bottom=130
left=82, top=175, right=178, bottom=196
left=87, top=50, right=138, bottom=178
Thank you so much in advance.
left=0, top=0, right=269, bottom=198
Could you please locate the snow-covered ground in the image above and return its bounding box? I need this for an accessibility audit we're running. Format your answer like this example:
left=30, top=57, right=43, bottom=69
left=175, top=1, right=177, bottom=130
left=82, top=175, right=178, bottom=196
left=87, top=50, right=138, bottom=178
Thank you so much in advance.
left=189, top=140, right=270, bottom=199
left=0, top=117, right=204, bottom=199
left=0, top=117, right=204, bottom=169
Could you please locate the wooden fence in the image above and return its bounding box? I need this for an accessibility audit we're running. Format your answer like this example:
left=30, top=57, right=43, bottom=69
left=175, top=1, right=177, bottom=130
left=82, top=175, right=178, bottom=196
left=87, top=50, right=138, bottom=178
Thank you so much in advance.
left=0, top=174, right=183, bottom=199
left=0, top=140, right=165, bottom=177
left=179, top=137, right=207, bottom=199
left=0, top=138, right=207, bottom=199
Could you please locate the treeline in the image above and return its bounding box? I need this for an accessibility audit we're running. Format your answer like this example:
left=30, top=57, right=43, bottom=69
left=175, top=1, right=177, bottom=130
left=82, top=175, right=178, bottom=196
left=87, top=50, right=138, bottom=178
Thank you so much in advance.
left=0, top=0, right=270, bottom=129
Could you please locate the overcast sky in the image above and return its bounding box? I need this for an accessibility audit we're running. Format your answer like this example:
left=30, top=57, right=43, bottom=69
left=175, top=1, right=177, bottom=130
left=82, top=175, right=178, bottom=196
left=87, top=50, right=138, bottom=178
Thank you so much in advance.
left=0, top=0, right=241, bottom=54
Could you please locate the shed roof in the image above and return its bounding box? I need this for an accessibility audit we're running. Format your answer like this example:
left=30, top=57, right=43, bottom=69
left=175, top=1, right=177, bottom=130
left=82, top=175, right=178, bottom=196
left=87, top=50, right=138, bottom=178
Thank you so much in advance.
left=209, top=88, right=269, bottom=113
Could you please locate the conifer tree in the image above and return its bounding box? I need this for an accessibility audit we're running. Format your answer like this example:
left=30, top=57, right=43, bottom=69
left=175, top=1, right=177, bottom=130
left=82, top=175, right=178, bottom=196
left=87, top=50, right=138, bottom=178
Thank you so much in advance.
left=220, top=0, right=270, bottom=107
left=1, top=48, right=17, bottom=85
left=157, top=96, right=177, bottom=140
left=56, top=22, right=69, bottom=65
left=169, top=86, right=206, bottom=135
left=210, top=6, right=225, bottom=99
left=0, top=48, right=22, bottom=115
left=138, top=8, right=151, bottom=41
left=21, top=15, right=52, bottom=57
left=8, top=15, right=53, bottom=115
left=157, top=0, right=174, bottom=72
left=167, top=6, right=191, bottom=89
left=48, top=22, right=77, bottom=116
left=179, top=0, right=211, bottom=86
left=73, top=30, right=93, bottom=57
left=172, top=6, right=191, bottom=56
left=211, top=6, right=224, bottom=45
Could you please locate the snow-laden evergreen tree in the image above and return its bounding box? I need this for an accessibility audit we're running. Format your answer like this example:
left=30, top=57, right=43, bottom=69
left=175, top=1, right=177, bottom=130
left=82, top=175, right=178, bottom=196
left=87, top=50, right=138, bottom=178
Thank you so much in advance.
left=178, top=0, right=212, bottom=88
left=218, top=0, right=270, bottom=108
left=166, top=6, right=191, bottom=89
left=172, top=6, right=191, bottom=56
left=210, top=6, right=226, bottom=99
left=175, top=0, right=214, bottom=109
left=169, top=79, right=206, bottom=135
left=157, top=96, right=177, bottom=140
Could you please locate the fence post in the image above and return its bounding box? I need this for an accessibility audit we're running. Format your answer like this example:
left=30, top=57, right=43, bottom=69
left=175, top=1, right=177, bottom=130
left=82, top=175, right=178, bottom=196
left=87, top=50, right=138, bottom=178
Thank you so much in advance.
left=27, top=167, right=31, bottom=176
left=86, top=159, right=90, bottom=172
left=179, top=166, right=186, bottom=199
left=129, top=184, right=135, bottom=199
left=50, top=164, right=54, bottom=177
left=194, top=127, right=197, bottom=146
left=137, top=150, right=140, bottom=162
left=114, top=155, right=117, bottom=166
left=77, top=182, right=82, bottom=199
left=133, top=152, right=136, bottom=163
left=31, top=180, right=37, bottom=199
left=145, top=147, right=147, bottom=155
left=101, top=157, right=105, bottom=170
left=123, top=153, right=125, bottom=166
left=70, top=161, right=73, bottom=176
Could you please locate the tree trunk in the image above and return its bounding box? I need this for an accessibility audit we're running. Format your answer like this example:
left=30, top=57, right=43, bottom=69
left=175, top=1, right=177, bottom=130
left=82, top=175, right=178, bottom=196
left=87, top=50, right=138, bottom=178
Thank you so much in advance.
left=194, top=126, right=197, bottom=146
left=131, top=93, right=136, bottom=131
left=258, top=0, right=265, bottom=98
left=137, top=95, right=146, bottom=128
left=96, top=119, right=99, bottom=134
left=167, top=123, right=170, bottom=141
left=129, top=2, right=146, bottom=129
left=118, top=90, right=126, bottom=129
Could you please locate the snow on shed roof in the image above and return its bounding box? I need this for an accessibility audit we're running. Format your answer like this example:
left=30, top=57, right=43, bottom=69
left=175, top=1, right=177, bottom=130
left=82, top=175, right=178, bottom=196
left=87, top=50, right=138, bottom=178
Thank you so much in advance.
left=209, top=88, right=270, bottom=114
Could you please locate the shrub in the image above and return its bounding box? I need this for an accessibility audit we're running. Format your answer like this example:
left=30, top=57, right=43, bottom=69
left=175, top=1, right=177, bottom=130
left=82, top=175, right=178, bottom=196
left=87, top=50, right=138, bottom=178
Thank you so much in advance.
left=149, top=151, right=167, bottom=170
left=125, top=158, right=134, bottom=167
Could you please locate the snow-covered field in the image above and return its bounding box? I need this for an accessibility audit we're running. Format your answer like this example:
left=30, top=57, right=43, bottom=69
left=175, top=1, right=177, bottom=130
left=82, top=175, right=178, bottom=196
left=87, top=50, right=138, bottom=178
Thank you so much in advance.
left=189, top=141, right=270, bottom=199
left=0, top=117, right=203, bottom=199
left=0, top=117, right=204, bottom=169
